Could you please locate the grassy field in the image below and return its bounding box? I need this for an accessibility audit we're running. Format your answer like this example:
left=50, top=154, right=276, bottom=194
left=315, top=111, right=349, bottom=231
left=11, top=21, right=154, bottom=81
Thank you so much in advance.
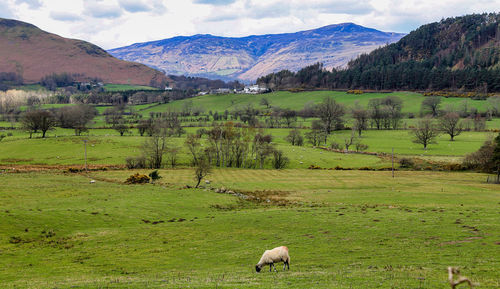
left=0, top=127, right=493, bottom=167
left=0, top=169, right=498, bottom=288
left=103, top=84, right=159, bottom=92
left=139, top=91, right=493, bottom=116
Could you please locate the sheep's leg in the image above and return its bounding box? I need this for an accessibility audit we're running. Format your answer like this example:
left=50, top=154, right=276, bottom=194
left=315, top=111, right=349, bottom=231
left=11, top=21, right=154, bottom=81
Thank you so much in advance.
left=283, top=260, right=289, bottom=271
left=269, top=264, right=272, bottom=272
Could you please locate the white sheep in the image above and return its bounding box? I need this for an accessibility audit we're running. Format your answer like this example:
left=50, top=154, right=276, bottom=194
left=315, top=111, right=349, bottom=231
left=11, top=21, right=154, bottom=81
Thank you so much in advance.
left=255, top=246, right=290, bottom=272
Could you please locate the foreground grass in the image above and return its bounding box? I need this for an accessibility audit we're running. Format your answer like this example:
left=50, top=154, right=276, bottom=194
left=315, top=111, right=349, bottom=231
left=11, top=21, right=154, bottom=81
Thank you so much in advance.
left=0, top=169, right=498, bottom=288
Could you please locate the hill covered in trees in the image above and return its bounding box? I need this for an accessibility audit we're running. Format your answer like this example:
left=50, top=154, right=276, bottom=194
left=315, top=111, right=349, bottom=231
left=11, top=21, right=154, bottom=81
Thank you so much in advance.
left=257, top=13, right=500, bottom=92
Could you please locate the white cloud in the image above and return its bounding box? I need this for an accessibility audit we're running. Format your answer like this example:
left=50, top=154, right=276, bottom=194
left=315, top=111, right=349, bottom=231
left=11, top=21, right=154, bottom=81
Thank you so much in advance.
left=83, top=0, right=123, bottom=19
left=50, top=11, right=82, bottom=22
left=118, top=0, right=152, bottom=13
left=0, top=0, right=498, bottom=48
left=15, top=0, right=42, bottom=9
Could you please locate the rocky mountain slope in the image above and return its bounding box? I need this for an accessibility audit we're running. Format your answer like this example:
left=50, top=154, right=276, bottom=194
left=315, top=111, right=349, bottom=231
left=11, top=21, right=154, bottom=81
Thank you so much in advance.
left=109, top=23, right=405, bottom=81
left=0, top=18, right=168, bottom=86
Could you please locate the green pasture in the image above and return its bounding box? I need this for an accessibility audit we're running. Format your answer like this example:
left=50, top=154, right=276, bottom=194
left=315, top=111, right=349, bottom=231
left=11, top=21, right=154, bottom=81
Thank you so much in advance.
left=0, top=169, right=498, bottom=288
left=139, top=91, right=492, bottom=116
left=0, top=127, right=492, bottom=167
left=102, top=84, right=159, bottom=92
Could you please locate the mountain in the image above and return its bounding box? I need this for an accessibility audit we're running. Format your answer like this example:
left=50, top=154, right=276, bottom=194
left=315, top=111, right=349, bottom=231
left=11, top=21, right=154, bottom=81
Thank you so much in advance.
left=257, top=13, right=500, bottom=92
left=109, top=23, right=405, bottom=81
left=0, top=18, right=168, bottom=86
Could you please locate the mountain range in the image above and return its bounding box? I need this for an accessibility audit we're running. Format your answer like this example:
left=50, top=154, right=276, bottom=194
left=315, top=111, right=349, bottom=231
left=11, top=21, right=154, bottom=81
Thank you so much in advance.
left=0, top=18, right=168, bottom=86
left=109, top=23, right=405, bottom=82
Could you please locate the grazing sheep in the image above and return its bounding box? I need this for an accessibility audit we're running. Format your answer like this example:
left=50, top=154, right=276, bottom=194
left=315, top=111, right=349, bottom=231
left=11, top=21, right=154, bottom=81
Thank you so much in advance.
left=255, top=246, right=290, bottom=272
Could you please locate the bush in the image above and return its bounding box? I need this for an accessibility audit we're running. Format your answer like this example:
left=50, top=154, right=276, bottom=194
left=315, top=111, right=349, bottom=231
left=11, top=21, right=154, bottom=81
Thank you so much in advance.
left=149, top=170, right=162, bottom=183
left=125, top=156, right=146, bottom=169
left=330, top=142, right=342, bottom=150
left=355, top=143, right=368, bottom=152
left=125, top=173, right=150, bottom=184
left=399, top=158, right=415, bottom=168
left=308, top=164, right=322, bottom=170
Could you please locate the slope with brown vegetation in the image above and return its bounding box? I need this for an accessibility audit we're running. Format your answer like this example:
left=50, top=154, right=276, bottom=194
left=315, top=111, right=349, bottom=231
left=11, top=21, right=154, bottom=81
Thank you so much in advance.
left=0, top=18, right=169, bottom=86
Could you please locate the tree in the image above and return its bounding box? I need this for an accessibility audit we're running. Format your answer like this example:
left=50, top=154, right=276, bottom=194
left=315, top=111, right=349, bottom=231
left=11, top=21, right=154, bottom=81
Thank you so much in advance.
left=22, top=109, right=56, bottom=138
left=185, top=133, right=202, bottom=165
left=316, top=97, right=345, bottom=134
left=142, top=129, right=168, bottom=169
left=114, top=121, right=129, bottom=136
left=281, top=109, right=297, bottom=128
left=440, top=112, right=463, bottom=141
left=412, top=118, right=440, bottom=149
left=368, top=98, right=385, bottom=130
left=352, top=107, right=369, bottom=136
left=272, top=149, right=289, bottom=169
left=194, top=156, right=211, bottom=188
left=421, top=96, right=442, bottom=117
left=137, top=118, right=153, bottom=136
left=344, top=130, right=357, bottom=151
left=285, top=128, right=303, bottom=146
left=491, top=133, right=500, bottom=179
left=260, top=97, right=271, bottom=108
left=56, top=105, right=97, bottom=136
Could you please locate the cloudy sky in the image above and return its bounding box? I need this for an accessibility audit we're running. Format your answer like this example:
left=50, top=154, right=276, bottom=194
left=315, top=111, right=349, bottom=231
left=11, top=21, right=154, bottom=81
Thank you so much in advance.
left=1, top=0, right=499, bottom=49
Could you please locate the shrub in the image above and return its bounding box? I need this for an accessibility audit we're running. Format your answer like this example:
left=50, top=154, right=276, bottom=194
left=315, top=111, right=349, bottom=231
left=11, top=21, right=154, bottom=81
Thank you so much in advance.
left=67, top=167, right=81, bottom=173
left=330, top=142, right=342, bottom=150
left=125, top=156, right=146, bottom=169
left=125, top=173, right=150, bottom=184
left=399, top=158, right=415, bottom=168
left=308, top=164, right=322, bottom=170
left=355, top=143, right=369, bottom=152
left=149, top=170, right=162, bottom=183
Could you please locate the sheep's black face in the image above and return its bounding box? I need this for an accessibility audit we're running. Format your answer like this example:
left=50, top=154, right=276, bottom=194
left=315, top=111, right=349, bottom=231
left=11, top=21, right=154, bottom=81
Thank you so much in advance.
left=255, top=265, right=261, bottom=273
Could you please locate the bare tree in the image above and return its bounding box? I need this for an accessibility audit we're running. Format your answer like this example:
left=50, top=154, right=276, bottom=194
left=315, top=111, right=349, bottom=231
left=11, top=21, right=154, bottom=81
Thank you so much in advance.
left=487, top=95, right=500, bottom=116
left=440, top=112, right=463, bottom=141
left=421, top=96, right=442, bottom=117
left=22, top=109, right=56, bottom=138
left=194, top=156, right=211, bottom=188
left=114, top=120, right=129, bottom=136
left=352, top=107, right=369, bottom=136
left=142, top=129, right=168, bottom=169
left=344, top=130, right=357, bottom=151
left=167, top=146, right=180, bottom=168
left=185, top=133, right=202, bottom=165
left=412, top=118, right=440, bottom=149
left=316, top=97, right=345, bottom=134
left=286, top=128, right=303, bottom=146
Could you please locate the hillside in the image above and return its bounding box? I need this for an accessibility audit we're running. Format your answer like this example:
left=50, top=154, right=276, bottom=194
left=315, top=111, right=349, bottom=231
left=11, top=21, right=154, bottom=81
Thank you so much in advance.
left=109, top=23, right=404, bottom=81
left=0, top=18, right=168, bottom=86
left=257, top=13, right=500, bottom=91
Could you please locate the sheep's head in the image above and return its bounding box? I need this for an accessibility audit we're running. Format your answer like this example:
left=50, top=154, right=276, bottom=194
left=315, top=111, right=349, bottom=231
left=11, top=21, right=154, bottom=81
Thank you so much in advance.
left=255, top=265, right=262, bottom=273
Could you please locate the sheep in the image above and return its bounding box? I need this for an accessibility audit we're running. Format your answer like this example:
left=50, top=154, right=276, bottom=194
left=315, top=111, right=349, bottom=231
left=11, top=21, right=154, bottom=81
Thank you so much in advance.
left=255, top=246, right=290, bottom=273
